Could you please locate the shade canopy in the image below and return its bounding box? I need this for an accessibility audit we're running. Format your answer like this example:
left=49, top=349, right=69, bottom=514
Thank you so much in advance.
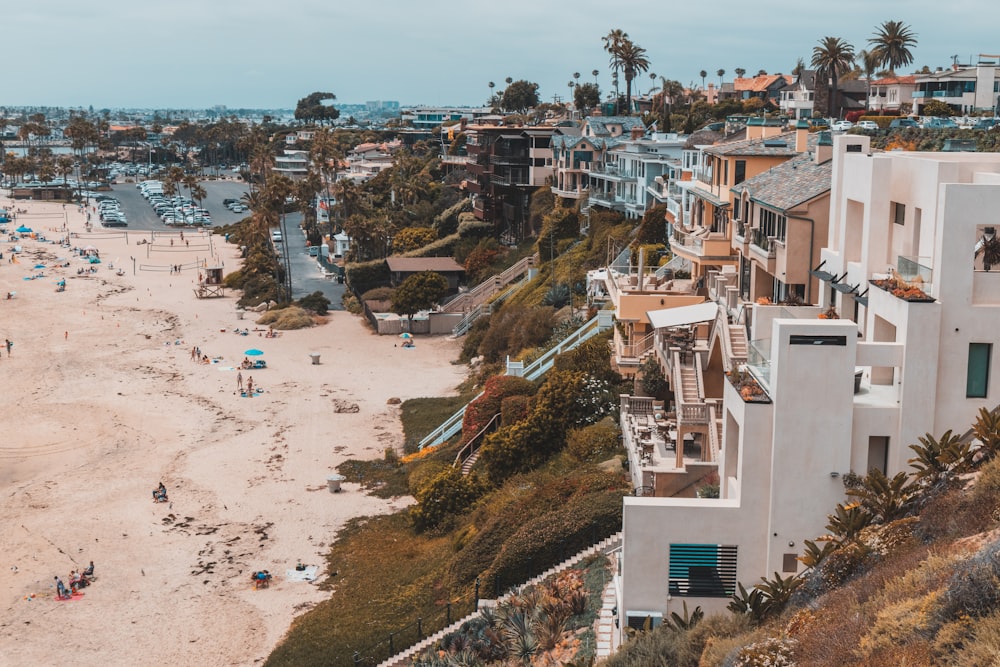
left=244, top=348, right=265, bottom=356
left=399, top=333, right=412, bottom=339
left=16, top=226, right=32, bottom=233
left=646, top=301, right=719, bottom=330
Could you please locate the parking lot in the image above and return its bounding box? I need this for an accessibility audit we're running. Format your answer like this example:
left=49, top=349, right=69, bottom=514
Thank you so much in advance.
left=96, top=180, right=250, bottom=231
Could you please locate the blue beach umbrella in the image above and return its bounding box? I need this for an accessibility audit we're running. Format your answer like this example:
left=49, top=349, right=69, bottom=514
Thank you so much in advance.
left=16, top=225, right=32, bottom=233
left=244, top=348, right=264, bottom=356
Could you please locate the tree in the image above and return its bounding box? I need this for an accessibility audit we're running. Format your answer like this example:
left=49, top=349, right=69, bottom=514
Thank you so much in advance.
left=500, top=80, right=540, bottom=113
left=488, top=81, right=496, bottom=107
left=923, top=99, right=954, bottom=117
left=603, top=29, right=629, bottom=112
left=699, top=70, right=707, bottom=91
left=573, top=83, right=601, bottom=116
left=735, top=67, right=746, bottom=79
left=868, top=20, right=917, bottom=73
left=617, top=38, right=650, bottom=115
left=717, top=69, right=725, bottom=86
left=812, top=36, right=856, bottom=118
left=391, top=271, right=449, bottom=322
left=857, top=49, right=880, bottom=111
left=293, top=92, right=340, bottom=125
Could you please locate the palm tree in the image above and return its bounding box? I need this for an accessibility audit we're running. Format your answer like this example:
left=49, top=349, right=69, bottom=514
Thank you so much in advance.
left=716, top=69, right=725, bottom=86
left=603, top=29, right=629, bottom=112
left=617, top=38, right=650, bottom=116
left=868, top=20, right=917, bottom=73
left=592, top=69, right=600, bottom=84
left=857, top=49, right=880, bottom=112
left=488, top=81, right=496, bottom=107
left=812, top=36, right=856, bottom=118
left=735, top=67, right=746, bottom=79
left=699, top=70, right=707, bottom=91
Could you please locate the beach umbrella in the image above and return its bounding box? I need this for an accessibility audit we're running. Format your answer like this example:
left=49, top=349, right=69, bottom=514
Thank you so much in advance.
left=399, top=333, right=412, bottom=339
left=16, top=225, right=32, bottom=233
left=244, top=348, right=265, bottom=356
left=33, top=264, right=46, bottom=269
left=83, top=245, right=97, bottom=251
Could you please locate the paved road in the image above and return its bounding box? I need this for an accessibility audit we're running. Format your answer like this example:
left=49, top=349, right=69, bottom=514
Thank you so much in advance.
left=102, top=180, right=346, bottom=310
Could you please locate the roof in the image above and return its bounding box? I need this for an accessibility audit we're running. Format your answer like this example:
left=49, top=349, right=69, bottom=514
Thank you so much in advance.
left=733, top=74, right=792, bottom=92
left=872, top=75, right=917, bottom=85
left=730, top=153, right=832, bottom=211
left=705, top=130, right=817, bottom=158
left=646, top=301, right=718, bottom=329
left=386, top=257, right=465, bottom=273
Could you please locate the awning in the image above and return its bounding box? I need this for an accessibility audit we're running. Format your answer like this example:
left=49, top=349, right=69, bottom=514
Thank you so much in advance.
left=688, top=186, right=729, bottom=208
left=832, top=282, right=858, bottom=294
left=809, top=269, right=835, bottom=281
left=646, top=301, right=719, bottom=330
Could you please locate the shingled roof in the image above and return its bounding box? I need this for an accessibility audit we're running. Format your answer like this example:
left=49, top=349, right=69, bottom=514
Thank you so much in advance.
left=730, top=153, right=832, bottom=211
left=705, top=130, right=818, bottom=158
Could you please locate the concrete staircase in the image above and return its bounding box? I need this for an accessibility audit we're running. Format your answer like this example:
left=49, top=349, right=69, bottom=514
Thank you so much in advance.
left=594, top=551, right=621, bottom=660
left=375, top=533, right=624, bottom=667
left=679, top=365, right=701, bottom=403
left=728, top=324, right=748, bottom=361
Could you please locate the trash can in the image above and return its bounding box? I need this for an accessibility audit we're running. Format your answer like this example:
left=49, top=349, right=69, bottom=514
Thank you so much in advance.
left=309, top=353, right=321, bottom=365
left=326, top=474, right=345, bottom=493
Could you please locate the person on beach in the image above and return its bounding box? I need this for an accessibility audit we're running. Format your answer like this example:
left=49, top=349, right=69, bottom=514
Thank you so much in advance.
left=246, top=376, right=254, bottom=396
left=54, top=576, right=70, bottom=599
left=5, top=339, right=11, bottom=357
left=237, top=371, right=243, bottom=392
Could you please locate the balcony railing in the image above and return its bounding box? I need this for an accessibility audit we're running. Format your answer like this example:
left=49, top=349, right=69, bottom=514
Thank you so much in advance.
left=670, top=227, right=704, bottom=252
left=747, top=339, right=771, bottom=390
left=750, top=228, right=776, bottom=257
left=897, top=255, right=933, bottom=293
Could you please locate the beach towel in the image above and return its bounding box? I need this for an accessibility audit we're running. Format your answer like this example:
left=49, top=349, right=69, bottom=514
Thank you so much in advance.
left=55, top=592, right=85, bottom=602
left=284, top=565, right=319, bottom=582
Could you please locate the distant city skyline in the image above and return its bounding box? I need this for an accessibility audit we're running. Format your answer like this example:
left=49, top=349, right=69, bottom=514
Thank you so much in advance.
left=5, top=1, right=997, bottom=110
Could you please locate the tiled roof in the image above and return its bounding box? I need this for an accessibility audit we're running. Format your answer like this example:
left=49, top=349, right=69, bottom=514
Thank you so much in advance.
left=872, top=75, right=916, bottom=85
left=584, top=116, right=645, bottom=136
left=730, top=153, right=832, bottom=211
left=705, top=130, right=816, bottom=157
left=733, top=74, right=792, bottom=92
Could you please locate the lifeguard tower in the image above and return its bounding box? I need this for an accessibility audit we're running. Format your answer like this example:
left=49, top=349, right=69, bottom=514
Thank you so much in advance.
left=195, top=266, right=225, bottom=298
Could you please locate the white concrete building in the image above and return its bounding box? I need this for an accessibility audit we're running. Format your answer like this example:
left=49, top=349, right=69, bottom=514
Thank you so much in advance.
left=618, top=136, right=1000, bottom=631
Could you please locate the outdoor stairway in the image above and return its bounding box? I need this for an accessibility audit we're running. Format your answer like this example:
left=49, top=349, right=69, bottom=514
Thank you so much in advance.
left=595, top=551, right=621, bottom=660
left=460, top=449, right=481, bottom=475
left=442, top=254, right=537, bottom=314
left=728, top=324, right=748, bottom=361
left=418, top=312, right=614, bottom=450
left=679, top=366, right=701, bottom=403
left=375, top=532, right=624, bottom=667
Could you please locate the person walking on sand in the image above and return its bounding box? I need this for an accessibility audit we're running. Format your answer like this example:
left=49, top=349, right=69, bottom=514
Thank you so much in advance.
left=5, top=339, right=11, bottom=357
left=246, top=376, right=254, bottom=396
left=237, top=371, right=243, bottom=392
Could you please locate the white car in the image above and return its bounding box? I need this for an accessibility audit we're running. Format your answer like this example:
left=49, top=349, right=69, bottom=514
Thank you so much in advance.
left=856, top=120, right=879, bottom=131
left=831, top=120, right=853, bottom=132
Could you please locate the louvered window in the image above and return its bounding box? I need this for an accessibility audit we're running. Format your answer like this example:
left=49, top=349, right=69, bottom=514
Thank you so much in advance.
left=668, top=544, right=737, bottom=598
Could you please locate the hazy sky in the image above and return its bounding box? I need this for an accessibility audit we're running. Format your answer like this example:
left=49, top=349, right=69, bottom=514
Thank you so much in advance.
left=6, top=0, right=997, bottom=110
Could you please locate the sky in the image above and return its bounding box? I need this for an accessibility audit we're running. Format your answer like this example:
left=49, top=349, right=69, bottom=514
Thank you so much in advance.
left=5, top=0, right=998, bottom=110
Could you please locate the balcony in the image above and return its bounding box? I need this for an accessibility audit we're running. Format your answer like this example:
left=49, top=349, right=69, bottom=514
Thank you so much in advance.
left=551, top=185, right=589, bottom=199
left=746, top=339, right=771, bottom=391
left=896, top=255, right=933, bottom=295
left=440, top=154, right=475, bottom=165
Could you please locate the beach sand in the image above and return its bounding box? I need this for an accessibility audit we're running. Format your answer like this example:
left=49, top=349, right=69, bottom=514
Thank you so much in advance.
left=0, top=199, right=466, bottom=665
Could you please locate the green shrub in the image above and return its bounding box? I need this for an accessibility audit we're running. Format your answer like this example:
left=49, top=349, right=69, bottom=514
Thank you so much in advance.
left=462, top=375, right=536, bottom=442
left=295, top=290, right=331, bottom=315
left=361, top=286, right=395, bottom=301
left=566, top=418, right=621, bottom=463
left=345, top=259, right=390, bottom=295
left=411, top=469, right=487, bottom=532
left=500, top=394, right=532, bottom=427
left=255, top=306, right=314, bottom=329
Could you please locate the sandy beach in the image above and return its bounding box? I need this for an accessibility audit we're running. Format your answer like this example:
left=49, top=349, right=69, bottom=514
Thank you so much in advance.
left=0, top=200, right=466, bottom=665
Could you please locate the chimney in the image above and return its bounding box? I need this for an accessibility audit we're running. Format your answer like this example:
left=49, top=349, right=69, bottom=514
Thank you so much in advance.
left=795, top=119, right=810, bottom=152
left=630, top=126, right=644, bottom=140
left=815, top=130, right=833, bottom=164
left=746, top=116, right=764, bottom=140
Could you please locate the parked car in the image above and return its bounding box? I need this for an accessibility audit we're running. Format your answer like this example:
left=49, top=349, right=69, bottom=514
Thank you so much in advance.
left=922, top=117, right=958, bottom=129
left=809, top=117, right=831, bottom=129
left=856, top=120, right=879, bottom=131
left=889, top=118, right=919, bottom=129
left=831, top=120, right=853, bottom=132
left=973, top=118, right=998, bottom=131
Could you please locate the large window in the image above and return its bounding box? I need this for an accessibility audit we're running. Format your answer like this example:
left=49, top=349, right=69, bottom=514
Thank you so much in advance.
left=892, top=202, right=905, bottom=226
left=734, top=160, right=746, bottom=185
left=668, top=544, right=737, bottom=597
left=968, top=343, right=992, bottom=398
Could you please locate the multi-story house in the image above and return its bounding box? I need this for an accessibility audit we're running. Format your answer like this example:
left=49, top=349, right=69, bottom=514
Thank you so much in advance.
left=868, top=75, right=917, bottom=115
left=588, top=131, right=687, bottom=220
left=401, top=107, right=493, bottom=129
left=550, top=116, right=645, bottom=203
left=912, top=59, right=1000, bottom=115
left=464, top=125, right=556, bottom=242
left=668, top=119, right=802, bottom=283
left=729, top=74, right=793, bottom=108
left=779, top=70, right=818, bottom=119
left=344, top=139, right=402, bottom=182
left=728, top=121, right=831, bottom=308
left=273, top=150, right=309, bottom=179
left=616, top=135, right=1000, bottom=635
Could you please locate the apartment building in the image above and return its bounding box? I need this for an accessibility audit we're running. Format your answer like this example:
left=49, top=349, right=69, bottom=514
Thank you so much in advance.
left=617, top=135, right=1000, bottom=634
left=912, top=58, right=1000, bottom=115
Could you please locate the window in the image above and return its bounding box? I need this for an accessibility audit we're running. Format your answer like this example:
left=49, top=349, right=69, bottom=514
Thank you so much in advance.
left=892, top=202, right=905, bottom=226
left=668, top=544, right=737, bottom=597
left=968, top=343, right=992, bottom=398
left=734, top=160, right=746, bottom=185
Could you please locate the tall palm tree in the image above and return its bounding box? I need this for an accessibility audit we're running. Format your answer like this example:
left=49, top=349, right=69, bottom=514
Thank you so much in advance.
left=735, top=68, right=746, bottom=79
left=857, top=49, right=880, bottom=112
left=812, top=36, right=856, bottom=118
left=488, top=81, right=496, bottom=107
left=699, top=70, right=707, bottom=91
left=717, top=69, right=726, bottom=86
left=603, top=29, right=629, bottom=112
left=868, top=20, right=917, bottom=74
left=592, top=69, right=600, bottom=84
left=617, top=39, right=650, bottom=116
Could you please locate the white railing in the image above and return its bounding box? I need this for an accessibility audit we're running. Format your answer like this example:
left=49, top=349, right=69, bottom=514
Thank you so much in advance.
left=443, top=254, right=537, bottom=313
